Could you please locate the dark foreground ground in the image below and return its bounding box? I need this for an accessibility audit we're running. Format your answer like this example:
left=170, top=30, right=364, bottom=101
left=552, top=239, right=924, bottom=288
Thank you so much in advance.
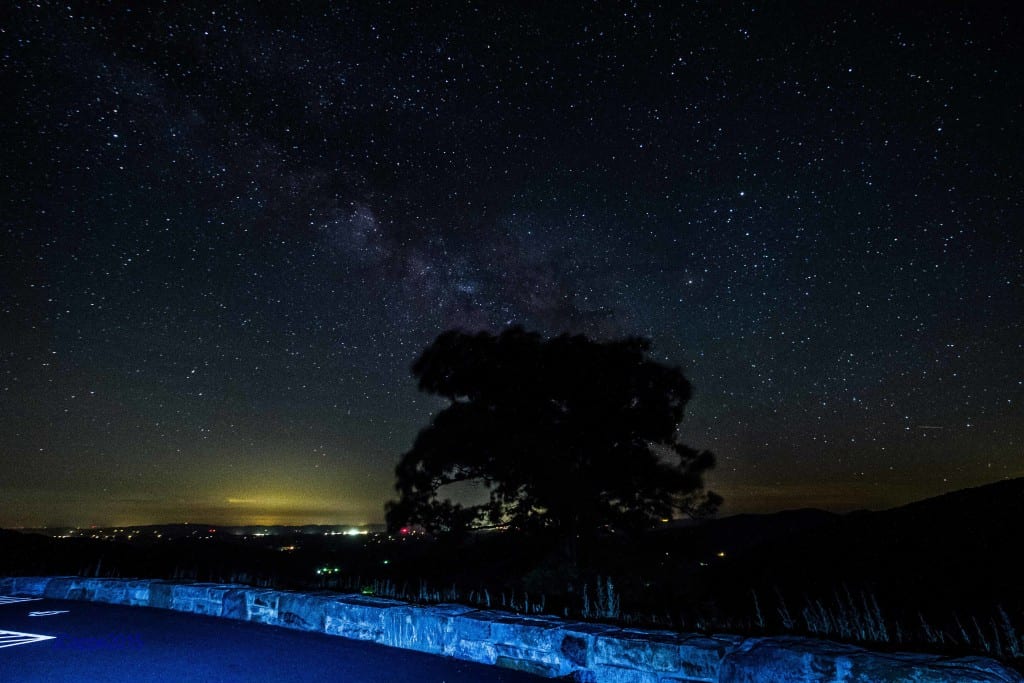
left=0, top=597, right=546, bottom=682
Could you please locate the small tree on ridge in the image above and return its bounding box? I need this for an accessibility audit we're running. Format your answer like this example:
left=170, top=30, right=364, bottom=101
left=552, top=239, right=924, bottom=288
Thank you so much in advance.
left=386, top=327, right=721, bottom=544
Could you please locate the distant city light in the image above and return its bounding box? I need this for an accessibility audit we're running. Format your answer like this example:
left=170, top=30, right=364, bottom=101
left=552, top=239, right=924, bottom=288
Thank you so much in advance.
left=315, top=566, right=340, bottom=575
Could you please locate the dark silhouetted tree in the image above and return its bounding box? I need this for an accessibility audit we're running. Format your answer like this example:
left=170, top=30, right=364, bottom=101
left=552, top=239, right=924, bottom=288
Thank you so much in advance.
left=386, top=327, right=721, bottom=545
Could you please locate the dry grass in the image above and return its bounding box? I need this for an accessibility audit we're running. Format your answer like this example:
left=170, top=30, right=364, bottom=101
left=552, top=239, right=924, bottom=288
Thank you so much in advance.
left=328, top=571, right=1022, bottom=665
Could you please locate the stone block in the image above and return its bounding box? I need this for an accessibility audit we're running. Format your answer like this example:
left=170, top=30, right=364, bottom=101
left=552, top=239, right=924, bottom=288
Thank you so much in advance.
left=588, top=665, right=660, bottom=683
left=491, top=613, right=563, bottom=651
left=249, top=589, right=286, bottom=624
left=85, top=578, right=130, bottom=604
left=122, top=579, right=152, bottom=606
left=221, top=587, right=251, bottom=620
left=491, top=614, right=574, bottom=677
left=218, top=588, right=284, bottom=623
left=169, top=583, right=233, bottom=616
left=929, top=656, right=1024, bottom=683
left=594, top=628, right=687, bottom=672
left=448, top=613, right=617, bottom=674
left=147, top=581, right=175, bottom=609
left=378, top=602, right=475, bottom=654
left=495, top=655, right=562, bottom=678
left=448, top=609, right=509, bottom=664
left=674, top=634, right=742, bottom=682
left=718, top=636, right=1024, bottom=683
left=42, top=576, right=81, bottom=600
left=12, top=576, right=52, bottom=596
left=557, top=621, right=621, bottom=668
left=275, top=592, right=332, bottom=632
left=322, top=594, right=403, bottom=641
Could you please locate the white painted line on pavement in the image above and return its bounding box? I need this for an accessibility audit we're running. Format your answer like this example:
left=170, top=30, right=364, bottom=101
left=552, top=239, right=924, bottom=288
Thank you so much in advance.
left=0, top=630, right=56, bottom=649
left=28, top=610, right=70, bottom=617
left=0, top=596, right=43, bottom=606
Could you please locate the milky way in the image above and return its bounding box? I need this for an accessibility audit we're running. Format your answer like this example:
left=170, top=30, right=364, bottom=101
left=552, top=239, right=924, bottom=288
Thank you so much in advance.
left=2, top=2, right=1021, bottom=526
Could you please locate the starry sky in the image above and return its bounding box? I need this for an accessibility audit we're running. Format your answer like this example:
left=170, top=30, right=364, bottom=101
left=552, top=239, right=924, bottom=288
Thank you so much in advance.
left=2, top=1, right=1022, bottom=528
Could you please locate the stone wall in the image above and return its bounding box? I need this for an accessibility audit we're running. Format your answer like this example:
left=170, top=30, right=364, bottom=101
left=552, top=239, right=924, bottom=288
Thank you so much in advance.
left=1, top=576, right=1020, bottom=683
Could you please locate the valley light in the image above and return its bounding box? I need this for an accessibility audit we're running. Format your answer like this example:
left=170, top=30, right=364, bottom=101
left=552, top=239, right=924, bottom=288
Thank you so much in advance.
left=315, top=566, right=340, bottom=575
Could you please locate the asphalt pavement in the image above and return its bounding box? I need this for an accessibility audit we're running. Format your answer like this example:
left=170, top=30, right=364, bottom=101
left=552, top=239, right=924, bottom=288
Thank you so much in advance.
left=0, top=596, right=548, bottom=682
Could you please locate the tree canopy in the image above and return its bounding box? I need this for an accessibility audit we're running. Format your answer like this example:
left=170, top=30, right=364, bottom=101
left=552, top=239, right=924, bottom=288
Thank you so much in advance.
left=386, top=327, right=721, bottom=539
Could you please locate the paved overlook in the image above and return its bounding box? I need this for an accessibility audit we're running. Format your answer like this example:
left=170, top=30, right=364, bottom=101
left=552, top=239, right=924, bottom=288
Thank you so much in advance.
left=0, top=597, right=544, bottom=682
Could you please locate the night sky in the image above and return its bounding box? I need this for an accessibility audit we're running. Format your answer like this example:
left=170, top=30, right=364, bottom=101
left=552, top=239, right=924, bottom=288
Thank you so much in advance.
left=3, top=2, right=1022, bottom=528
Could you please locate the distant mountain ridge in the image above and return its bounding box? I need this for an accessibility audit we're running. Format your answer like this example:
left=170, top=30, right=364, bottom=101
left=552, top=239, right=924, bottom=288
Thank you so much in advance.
left=695, top=477, right=1024, bottom=615
left=670, top=476, right=1024, bottom=551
